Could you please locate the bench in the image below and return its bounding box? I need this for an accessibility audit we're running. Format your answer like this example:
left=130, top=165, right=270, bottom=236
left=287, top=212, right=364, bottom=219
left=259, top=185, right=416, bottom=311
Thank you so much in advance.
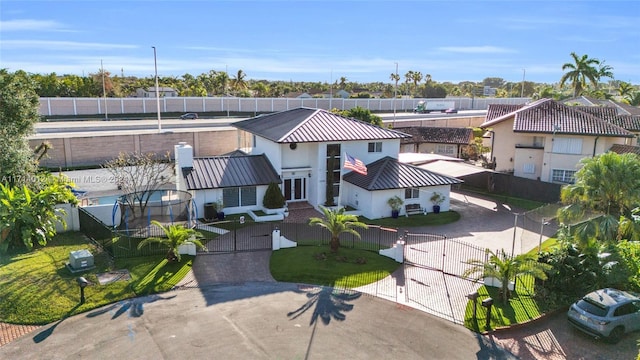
left=405, top=203, right=424, bottom=216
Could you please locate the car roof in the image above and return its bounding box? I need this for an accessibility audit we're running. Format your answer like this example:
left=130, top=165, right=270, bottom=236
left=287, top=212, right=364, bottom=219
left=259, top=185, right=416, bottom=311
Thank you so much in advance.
left=584, top=288, right=638, bottom=307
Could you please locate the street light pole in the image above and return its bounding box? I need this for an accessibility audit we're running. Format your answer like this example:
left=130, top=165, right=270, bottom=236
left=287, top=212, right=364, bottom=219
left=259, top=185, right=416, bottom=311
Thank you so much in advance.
left=101, top=59, right=108, bottom=121
left=521, top=68, right=526, bottom=98
left=393, top=62, right=398, bottom=126
left=152, top=46, right=161, bottom=132
left=511, top=213, right=519, bottom=257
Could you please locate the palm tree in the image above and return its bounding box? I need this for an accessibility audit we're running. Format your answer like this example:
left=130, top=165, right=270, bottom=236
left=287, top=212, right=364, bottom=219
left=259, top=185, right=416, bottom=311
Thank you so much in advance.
left=309, top=206, right=368, bottom=253
left=463, top=249, right=551, bottom=302
left=230, top=70, right=248, bottom=94
left=560, top=52, right=600, bottom=97
left=404, top=71, right=414, bottom=96
left=137, top=220, right=205, bottom=262
left=618, top=81, right=635, bottom=98
left=559, top=152, right=640, bottom=244
left=411, top=71, right=423, bottom=94
left=339, top=77, right=347, bottom=89
left=214, top=71, right=230, bottom=96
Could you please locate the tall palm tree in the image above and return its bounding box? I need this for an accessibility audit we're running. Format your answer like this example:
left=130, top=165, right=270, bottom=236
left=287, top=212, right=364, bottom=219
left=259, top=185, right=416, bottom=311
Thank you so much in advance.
left=560, top=52, right=600, bottom=97
left=463, top=249, right=551, bottom=302
left=389, top=73, right=400, bottom=98
left=230, top=70, right=248, bottom=94
left=618, top=81, right=635, bottom=98
left=309, top=206, right=368, bottom=253
left=404, top=71, right=414, bottom=96
left=411, top=71, right=423, bottom=94
left=214, top=71, right=230, bottom=95
left=339, top=77, right=347, bottom=89
left=137, top=220, right=205, bottom=262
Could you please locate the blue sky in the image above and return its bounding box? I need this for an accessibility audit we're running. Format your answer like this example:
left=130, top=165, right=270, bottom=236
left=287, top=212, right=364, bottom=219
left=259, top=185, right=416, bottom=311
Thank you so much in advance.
left=1, top=0, right=639, bottom=85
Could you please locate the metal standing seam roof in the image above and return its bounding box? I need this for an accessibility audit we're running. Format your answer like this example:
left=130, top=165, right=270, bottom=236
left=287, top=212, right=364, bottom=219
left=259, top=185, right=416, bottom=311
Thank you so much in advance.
left=481, top=99, right=634, bottom=138
left=397, top=126, right=474, bottom=145
left=343, top=156, right=463, bottom=191
left=232, top=107, right=411, bottom=143
left=182, top=154, right=281, bottom=190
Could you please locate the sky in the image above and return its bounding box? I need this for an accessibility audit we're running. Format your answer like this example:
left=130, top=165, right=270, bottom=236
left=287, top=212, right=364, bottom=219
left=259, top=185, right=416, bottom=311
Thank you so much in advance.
left=1, top=0, right=639, bottom=85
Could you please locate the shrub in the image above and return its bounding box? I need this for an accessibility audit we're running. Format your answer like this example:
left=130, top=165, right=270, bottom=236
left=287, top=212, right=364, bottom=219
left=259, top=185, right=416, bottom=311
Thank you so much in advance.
left=263, top=182, right=285, bottom=209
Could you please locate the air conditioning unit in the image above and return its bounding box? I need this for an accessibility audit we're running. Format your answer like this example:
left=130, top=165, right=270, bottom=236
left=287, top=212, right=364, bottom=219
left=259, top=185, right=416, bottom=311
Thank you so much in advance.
left=68, top=249, right=94, bottom=272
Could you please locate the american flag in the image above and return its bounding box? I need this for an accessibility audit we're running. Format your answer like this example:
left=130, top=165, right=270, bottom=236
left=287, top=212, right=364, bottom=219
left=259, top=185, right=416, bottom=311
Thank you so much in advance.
left=344, top=153, right=367, bottom=175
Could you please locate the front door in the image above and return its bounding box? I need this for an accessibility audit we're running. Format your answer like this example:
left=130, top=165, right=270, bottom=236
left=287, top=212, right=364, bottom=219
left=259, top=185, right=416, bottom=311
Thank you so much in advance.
left=284, top=177, right=306, bottom=202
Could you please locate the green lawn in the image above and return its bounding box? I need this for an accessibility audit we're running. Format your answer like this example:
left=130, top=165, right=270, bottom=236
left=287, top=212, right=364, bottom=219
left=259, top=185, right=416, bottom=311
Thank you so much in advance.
left=270, top=245, right=401, bottom=288
left=464, top=282, right=551, bottom=333
left=0, top=232, right=193, bottom=324
left=360, top=210, right=460, bottom=228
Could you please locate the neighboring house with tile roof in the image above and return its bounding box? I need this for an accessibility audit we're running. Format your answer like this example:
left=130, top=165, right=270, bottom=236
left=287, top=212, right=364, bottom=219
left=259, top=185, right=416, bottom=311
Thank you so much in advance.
left=481, top=99, right=635, bottom=183
left=397, top=126, right=474, bottom=158
left=175, top=107, right=463, bottom=219
left=135, top=86, right=179, bottom=98
left=563, top=96, right=640, bottom=116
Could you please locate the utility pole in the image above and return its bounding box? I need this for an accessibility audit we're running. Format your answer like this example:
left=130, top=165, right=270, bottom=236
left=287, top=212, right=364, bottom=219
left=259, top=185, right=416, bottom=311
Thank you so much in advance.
left=152, top=46, right=161, bottom=132
left=393, top=62, right=398, bottom=126
left=101, top=59, right=108, bottom=121
left=521, top=68, right=526, bottom=98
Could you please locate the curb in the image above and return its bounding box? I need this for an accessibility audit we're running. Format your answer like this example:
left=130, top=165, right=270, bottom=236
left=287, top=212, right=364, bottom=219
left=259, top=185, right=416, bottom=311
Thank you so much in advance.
left=481, top=305, right=571, bottom=335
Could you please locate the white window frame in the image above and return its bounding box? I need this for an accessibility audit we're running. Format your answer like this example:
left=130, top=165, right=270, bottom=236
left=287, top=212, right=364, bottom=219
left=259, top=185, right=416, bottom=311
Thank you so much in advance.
left=436, top=144, right=455, bottom=155
left=405, top=188, right=419, bottom=199
left=552, top=137, right=582, bottom=154
left=551, top=169, right=576, bottom=184
left=368, top=142, right=382, bottom=153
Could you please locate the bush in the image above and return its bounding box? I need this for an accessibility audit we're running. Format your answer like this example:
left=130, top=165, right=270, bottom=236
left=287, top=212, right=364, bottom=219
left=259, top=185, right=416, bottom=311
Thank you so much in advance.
left=263, top=182, right=285, bottom=209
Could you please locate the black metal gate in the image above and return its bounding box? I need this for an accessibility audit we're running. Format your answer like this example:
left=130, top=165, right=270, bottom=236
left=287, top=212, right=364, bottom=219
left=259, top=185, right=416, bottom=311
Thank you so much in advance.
left=404, top=232, right=488, bottom=279
left=197, top=222, right=274, bottom=253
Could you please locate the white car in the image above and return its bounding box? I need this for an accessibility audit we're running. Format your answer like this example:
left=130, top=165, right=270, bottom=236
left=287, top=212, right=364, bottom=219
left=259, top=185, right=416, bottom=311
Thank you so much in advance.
left=567, top=288, right=640, bottom=343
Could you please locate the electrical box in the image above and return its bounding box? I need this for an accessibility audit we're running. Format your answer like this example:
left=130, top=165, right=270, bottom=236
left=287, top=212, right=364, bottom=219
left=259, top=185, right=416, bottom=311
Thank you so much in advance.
left=69, top=249, right=94, bottom=271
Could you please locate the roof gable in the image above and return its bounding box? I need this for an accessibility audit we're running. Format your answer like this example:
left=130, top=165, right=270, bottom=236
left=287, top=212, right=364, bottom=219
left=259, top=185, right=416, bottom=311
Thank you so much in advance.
left=233, top=107, right=410, bottom=143
left=343, top=156, right=462, bottom=190
left=481, top=99, right=633, bottom=138
left=183, top=154, right=280, bottom=190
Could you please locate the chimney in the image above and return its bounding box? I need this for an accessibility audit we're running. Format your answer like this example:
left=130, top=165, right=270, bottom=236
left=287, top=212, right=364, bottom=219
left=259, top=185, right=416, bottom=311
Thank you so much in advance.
left=174, top=142, right=193, bottom=191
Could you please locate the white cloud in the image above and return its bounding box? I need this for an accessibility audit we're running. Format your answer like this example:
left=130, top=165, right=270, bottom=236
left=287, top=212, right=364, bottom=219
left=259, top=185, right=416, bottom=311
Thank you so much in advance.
left=1, top=40, right=138, bottom=50
left=0, top=19, right=70, bottom=32
left=437, top=46, right=516, bottom=54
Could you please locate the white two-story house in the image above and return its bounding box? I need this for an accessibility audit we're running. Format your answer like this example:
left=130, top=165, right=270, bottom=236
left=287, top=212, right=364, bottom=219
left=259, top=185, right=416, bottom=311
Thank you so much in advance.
left=175, top=107, right=462, bottom=219
left=481, top=99, right=635, bottom=184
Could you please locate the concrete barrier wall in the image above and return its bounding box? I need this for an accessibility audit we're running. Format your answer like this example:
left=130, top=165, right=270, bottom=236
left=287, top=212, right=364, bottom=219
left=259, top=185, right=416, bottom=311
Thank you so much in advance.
left=40, top=97, right=530, bottom=117
left=31, top=129, right=241, bottom=168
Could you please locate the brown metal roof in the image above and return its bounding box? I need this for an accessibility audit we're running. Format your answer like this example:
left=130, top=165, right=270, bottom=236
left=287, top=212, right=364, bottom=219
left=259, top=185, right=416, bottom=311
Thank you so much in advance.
left=481, top=99, right=634, bottom=138
left=397, top=126, right=474, bottom=145
left=232, top=107, right=410, bottom=143
left=343, top=156, right=462, bottom=191
left=182, top=154, right=280, bottom=190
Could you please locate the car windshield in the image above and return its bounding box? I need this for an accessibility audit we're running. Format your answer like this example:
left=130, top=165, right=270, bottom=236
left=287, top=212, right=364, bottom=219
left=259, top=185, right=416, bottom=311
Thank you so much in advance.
left=577, top=299, right=609, bottom=317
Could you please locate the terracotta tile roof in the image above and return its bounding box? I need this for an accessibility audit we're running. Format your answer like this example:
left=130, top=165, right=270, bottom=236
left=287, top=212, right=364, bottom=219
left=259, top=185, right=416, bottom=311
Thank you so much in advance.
left=574, top=106, right=619, bottom=121
left=608, top=115, right=640, bottom=132
left=481, top=99, right=634, bottom=138
left=564, top=96, right=640, bottom=115
left=609, top=144, right=640, bottom=155
left=396, top=127, right=474, bottom=145
left=486, top=104, right=525, bottom=121
left=233, top=107, right=410, bottom=143
left=182, top=154, right=280, bottom=190
left=343, top=156, right=462, bottom=191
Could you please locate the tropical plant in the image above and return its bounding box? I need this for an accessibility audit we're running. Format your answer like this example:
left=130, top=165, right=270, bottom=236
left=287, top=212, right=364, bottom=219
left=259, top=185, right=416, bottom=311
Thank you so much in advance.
left=559, top=52, right=601, bottom=97
left=464, top=249, right=552, bottom=302
left=263, top=182, right=286, bottom=209
left=0, top=174, right=77, bottom=252
left=331, top=106, right=382, bottom=126
left=136, top=220, right=204, bottom=262
left=309, top=206, right=368, bottom=253
left=387, top=196, right=404, bottom=211
left=430, top=192, right=446, bottom=205
left=558, top=152, right=640, bottom=244
left=230, top=69, right=248, bottom=94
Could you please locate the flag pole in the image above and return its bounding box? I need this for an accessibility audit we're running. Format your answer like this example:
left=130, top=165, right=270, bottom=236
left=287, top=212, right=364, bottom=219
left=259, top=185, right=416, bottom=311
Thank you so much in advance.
left=337, top=152, right=344, bottom=208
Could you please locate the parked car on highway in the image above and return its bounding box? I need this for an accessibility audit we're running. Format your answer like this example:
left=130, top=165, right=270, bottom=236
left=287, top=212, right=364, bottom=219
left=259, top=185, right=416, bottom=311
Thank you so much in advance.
left=567, top=288, right=640, bottom=343
left=180, top=113, right=198, bottom=120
